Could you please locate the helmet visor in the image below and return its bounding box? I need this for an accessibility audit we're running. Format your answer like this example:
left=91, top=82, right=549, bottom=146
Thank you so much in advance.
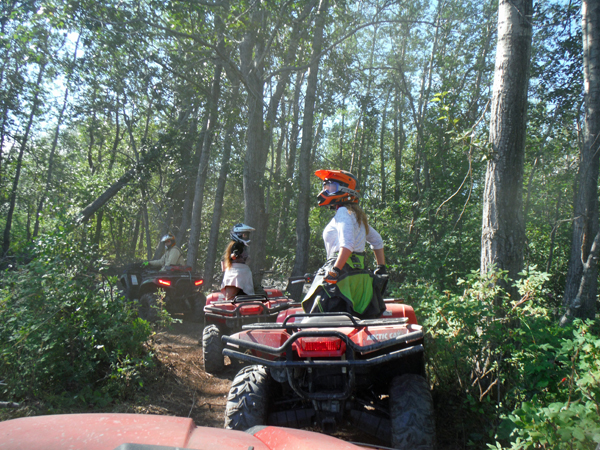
left=323, top=180, right=340, bottom=194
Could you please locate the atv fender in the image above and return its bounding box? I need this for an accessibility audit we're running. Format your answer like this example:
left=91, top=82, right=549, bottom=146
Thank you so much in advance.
left=381, top=302, right=418, bottom=324
left=206, top=291, right=227, bottom=306
left=276, top=307, right=304, bottom=323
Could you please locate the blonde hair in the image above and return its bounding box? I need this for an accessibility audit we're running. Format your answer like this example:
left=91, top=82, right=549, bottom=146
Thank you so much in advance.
left=222, top=241, right=236, bottom=271
left=345, top=203, right=369, bottom=230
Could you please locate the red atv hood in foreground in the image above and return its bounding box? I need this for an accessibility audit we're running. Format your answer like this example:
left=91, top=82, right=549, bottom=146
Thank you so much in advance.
left=0, top=413, right=377, bottom=450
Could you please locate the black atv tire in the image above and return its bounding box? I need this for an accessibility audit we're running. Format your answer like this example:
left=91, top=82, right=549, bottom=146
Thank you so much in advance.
left=202, top=325, right=224, bottom=374
left=139, top=292, right=159, bottom=323
left=389, top=374, right=436, bottom=450
left=184, top=293, right=206, bottom=323
left=224, top=365, right=270, bottom=430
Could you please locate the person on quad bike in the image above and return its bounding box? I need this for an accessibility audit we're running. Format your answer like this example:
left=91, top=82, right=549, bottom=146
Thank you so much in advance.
left=147, top=233, right=185, bottom=271
left=302, top=169, right=387, bottom=319
left=221, top=223, right=255, bottom=300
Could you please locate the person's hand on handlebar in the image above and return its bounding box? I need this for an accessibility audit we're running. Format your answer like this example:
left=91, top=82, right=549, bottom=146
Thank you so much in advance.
left=324, top=267, right=341, bottom=284
left=374, top=264, right=387, bottom=276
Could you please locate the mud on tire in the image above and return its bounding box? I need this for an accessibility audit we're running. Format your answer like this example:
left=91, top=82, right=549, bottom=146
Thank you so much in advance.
left=389, top=374, right=436, bottom=450
left=224, top=365, right=270, bottom=430
left=202, top=324, right=224, bottom=374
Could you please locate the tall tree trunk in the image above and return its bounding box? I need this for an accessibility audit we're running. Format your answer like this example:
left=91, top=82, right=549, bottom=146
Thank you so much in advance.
left=141, top=184, right=152, bottom=259
left=130, top=209, right=142, bottom=258
left=288, top=0, right=329, bottom=300
left=173, top=91, right=200, bottom=246
left=380, top=91, right=390, bottom=203
left=562, top=0, right=600, bottom=323
left=240, top=6, right=269, bottom=287
left=481, top=0, right=533, bottom=300
left=186, top=48, right=224, bottom=269
left=276, top=72, right=304, bottom=244
left=33, top=37, right=80, bottom=238
left=546, top=192, right=562, bottom=274
left=203, top=81, right=240, bottom=288
left=2, top=61, right=46, bottom=256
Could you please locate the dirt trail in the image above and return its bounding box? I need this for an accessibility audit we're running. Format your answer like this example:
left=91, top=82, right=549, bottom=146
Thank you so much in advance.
left=126, top=321, right=237, bottom=428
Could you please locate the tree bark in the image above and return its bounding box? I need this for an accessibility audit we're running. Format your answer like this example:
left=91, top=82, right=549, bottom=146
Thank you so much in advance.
left=380, top=91, right=390, bottom=203
left=203, top=80, right=240, bottom=288
left=2, top=61, right=46, bottom=256
left=481, top=0, right=533, bottom=300
left=186, top=52, right=223, bottom=269
left=275, top=72, right=304, bottom=245
left=393, top=84, right=405, bottom=203
left=34, top=37, right=80, bottom=238
left=287, top=0, right=329, bottom=300
left=240, top=6, right=269, bottom=287
left=130, top=209, right=142, bottom=259
left=562, top=0, right=600, bottom=322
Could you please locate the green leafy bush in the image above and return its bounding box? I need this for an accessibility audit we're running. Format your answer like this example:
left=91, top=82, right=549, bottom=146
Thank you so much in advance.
left=0, top=226, right=153, bottom=407
left=500, top=319, right=600, bottom=449
left=390, top=267, right=600, bottom=449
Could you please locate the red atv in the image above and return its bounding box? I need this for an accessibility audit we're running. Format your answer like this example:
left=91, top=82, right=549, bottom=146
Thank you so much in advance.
left=201, top=279, right=304, bottom=374
left=222, top=299, right=435, bottom=450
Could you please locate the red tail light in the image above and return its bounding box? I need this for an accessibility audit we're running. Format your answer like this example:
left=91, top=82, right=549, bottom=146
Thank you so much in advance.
left=158, top=279, right=171, bottom=286
left=239, top=305, right=263, bottom=315
left=300, top=337, right=343, bottom=352
left=194, top=279, right=204, bottom=286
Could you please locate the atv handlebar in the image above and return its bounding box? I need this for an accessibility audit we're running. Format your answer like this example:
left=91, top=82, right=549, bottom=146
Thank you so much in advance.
left=288, top=273, right=314, bottom=284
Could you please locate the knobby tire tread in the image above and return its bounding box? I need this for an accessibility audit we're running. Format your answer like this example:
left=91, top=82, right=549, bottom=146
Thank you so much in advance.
left=389, top=373, right=436, bottom=450
left=224, top=365, right=270, bottom=430
left=202, top=325, right=224, bottom=374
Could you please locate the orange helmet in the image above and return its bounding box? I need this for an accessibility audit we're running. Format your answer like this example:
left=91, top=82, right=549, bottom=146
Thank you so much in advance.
left=314, top=169, right=360, bottom=207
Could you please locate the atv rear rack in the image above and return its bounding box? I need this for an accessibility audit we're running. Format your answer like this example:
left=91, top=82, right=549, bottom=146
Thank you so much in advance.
left=223, top=318, right=424, bottom=401
left=204, top=300, right=299, bottom=327
left=241, top=312, right=409, bottom=330
left=223, top=328, right=424, bottom=363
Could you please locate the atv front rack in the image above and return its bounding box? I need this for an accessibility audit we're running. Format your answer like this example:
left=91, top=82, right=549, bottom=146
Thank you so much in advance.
left=222, top=312, right=424, bottom=401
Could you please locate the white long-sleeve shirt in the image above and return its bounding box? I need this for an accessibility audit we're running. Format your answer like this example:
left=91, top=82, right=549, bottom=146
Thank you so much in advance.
left=322, top=207, right=383, bottom=259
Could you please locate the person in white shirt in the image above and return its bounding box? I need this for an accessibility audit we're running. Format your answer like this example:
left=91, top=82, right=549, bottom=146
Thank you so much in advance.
left=302, top=169, right=388, bottom=318
left=220, top=223, right=256, bottom=300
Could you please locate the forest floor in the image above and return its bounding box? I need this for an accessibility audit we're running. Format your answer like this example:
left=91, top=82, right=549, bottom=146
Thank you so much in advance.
left=118, top=320, right=232, bottom=428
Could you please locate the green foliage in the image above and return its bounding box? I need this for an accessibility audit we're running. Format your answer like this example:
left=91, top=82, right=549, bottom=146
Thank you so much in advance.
left=500, top=319, right=600, bottom=449
left=0, top=226, right=153, bottom=406
left=406, top=267, right=600, bottom=449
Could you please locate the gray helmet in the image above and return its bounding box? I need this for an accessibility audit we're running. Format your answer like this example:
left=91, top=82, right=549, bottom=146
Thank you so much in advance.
left=230, top=223, right=255, bottom=246
left=160, top=233, right=176, bottom=247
